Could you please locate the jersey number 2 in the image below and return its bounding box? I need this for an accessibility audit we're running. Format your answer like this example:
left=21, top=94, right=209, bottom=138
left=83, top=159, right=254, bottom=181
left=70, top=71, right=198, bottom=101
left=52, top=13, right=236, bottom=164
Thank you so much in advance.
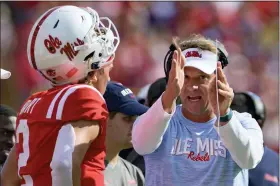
left=16, top=119, right=33, bottom=185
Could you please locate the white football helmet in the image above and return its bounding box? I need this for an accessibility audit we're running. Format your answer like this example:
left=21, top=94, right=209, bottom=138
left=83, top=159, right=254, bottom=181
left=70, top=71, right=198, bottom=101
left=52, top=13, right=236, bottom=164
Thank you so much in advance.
left=27, top=5, right=120, bottom=85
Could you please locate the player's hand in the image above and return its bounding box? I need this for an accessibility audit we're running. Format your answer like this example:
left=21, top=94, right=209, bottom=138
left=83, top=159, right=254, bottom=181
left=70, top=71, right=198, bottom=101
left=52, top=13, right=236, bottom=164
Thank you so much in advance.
left=208, top=62, right=234, bottom=116
left=162, top=38, right=185, bottom=113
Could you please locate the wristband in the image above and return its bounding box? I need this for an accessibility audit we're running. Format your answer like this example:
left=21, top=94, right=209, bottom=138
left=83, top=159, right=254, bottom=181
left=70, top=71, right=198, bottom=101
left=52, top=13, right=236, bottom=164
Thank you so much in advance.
left=219, top=108, right=233, bottom=122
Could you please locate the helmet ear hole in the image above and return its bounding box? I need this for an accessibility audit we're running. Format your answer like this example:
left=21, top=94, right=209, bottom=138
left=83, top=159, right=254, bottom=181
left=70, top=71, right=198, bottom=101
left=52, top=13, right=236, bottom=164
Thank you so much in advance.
left=84, top=51, right=95, bottom=61
left=84, top=51, right=100, bottom=70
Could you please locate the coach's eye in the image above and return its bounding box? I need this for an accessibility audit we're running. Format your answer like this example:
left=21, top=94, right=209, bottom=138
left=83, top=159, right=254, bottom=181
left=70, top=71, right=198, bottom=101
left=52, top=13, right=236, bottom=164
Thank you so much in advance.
left=200, top=75, right=207, bottom=80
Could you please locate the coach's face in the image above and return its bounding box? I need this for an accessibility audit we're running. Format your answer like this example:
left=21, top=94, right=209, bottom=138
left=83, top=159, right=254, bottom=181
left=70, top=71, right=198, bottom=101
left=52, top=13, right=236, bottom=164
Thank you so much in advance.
left=180, top=67, right=214, bottom=116
left=0, top=115, right=16, bottom=165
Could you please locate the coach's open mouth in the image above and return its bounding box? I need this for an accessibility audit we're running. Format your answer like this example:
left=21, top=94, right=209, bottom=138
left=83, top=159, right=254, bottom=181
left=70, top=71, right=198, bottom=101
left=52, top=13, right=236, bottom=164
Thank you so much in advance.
left=188, top=96, right=201, bottom=102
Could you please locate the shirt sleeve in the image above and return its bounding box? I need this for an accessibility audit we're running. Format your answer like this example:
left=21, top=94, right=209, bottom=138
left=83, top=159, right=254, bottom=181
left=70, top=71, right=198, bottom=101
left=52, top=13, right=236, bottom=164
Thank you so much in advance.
left=214, top=111, right=264, bottom=169
left=61, top=86, right=108, bottom=133
left=132, top=94, right=175, bottom=155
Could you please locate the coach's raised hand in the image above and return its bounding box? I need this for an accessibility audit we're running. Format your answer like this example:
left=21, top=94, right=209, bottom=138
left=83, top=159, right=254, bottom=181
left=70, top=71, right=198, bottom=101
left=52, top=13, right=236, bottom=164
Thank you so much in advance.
left=162, top=39, right=185, bottom=113
left=208, top=62, right=234, bottom=117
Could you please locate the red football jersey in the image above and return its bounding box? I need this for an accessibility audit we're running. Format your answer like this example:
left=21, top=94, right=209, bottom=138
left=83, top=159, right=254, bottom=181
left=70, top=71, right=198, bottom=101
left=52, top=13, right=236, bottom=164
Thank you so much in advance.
left=16, top=84, right=108, bottom=186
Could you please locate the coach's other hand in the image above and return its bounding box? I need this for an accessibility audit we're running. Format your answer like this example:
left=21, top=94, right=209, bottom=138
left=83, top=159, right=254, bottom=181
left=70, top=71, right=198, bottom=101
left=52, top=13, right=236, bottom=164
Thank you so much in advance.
left=209, top=62, right=234, bottom=116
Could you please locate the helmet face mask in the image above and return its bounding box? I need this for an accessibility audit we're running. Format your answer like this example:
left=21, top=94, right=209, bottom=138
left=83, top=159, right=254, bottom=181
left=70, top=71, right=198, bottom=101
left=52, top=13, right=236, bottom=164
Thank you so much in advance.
left=98, top=17, right=120, bottom=56
left=27, top=5, right=120, bottom=85
left=78, top=16, right=120, bottom=71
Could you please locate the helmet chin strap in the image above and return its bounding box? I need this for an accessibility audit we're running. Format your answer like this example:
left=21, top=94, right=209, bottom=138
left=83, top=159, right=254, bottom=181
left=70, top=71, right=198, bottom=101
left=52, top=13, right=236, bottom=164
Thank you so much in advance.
left=215, top=39, right=220, bottom=135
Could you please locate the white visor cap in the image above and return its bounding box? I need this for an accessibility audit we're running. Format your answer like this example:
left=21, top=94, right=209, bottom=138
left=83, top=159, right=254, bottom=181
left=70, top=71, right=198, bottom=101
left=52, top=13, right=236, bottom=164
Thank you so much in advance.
left=183, top=48, right=217, bottom=74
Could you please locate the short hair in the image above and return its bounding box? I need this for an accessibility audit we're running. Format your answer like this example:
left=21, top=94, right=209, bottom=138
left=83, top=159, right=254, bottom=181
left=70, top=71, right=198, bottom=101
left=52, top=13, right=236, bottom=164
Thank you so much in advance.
left=0, top=104, right=17, bottom=117
left=109, top=111, right=117, bottom=119
left=179, top=34, right=217, bottom=53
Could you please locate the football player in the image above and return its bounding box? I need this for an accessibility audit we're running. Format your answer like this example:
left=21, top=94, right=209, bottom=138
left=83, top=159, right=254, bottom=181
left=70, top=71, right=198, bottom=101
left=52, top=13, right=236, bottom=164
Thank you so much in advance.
left=1, top=5, right=120, bottom=186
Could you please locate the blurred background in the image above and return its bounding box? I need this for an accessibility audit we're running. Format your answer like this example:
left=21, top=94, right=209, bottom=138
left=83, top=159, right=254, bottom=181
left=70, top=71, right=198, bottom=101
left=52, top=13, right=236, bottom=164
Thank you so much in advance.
left=0, top=2, right=279, bottom=152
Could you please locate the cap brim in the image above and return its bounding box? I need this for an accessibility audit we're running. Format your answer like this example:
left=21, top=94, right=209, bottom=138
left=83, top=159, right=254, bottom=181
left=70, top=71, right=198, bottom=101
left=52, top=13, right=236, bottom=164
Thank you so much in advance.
left=118, top=101, right=149, bottom=116
left=184, top=60, right=216, bottom=74
left=0, top=69, right=11, bottom=79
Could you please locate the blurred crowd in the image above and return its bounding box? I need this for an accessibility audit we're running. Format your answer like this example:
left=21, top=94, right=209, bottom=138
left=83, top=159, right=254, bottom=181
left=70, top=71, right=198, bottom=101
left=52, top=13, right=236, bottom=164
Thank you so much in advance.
left=0, top=2, right=279, bottom=151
